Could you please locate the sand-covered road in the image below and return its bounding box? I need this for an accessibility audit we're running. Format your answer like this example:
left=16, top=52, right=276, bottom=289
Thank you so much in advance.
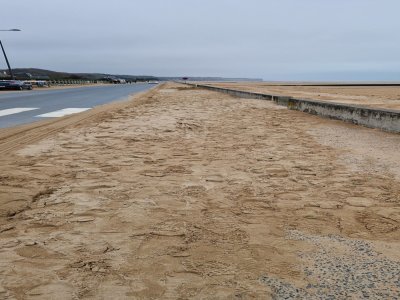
left=0, top=83, right=399, bottom=299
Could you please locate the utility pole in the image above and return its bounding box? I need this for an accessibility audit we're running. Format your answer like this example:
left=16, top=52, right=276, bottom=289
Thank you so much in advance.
left=0, top=40, right=14, bottom=79
left=0, top=29, right=21, bottom=80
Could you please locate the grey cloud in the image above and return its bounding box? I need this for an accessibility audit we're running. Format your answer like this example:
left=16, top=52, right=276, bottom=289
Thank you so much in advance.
left=1, top=0, right=400, bottom=80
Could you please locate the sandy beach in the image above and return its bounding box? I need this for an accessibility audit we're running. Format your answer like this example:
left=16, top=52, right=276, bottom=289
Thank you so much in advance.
left=0, top=83, right=399, bottom=299
left=208, top=82, right=400, bottom=110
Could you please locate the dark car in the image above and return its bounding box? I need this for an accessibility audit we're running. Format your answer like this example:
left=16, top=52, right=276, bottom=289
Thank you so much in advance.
left=0, top=80, right=33, bottom=91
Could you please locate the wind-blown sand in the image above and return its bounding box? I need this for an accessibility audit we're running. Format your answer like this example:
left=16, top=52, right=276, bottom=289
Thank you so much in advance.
left=207, top=82, right=400, bottom=110
left=0, top=83, right=399, bottom=299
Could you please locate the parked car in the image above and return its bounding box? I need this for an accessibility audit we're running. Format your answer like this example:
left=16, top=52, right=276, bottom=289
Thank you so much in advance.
left=25, top=80, right=49, bottom=87
left=0, top=80, right=33, bottom=90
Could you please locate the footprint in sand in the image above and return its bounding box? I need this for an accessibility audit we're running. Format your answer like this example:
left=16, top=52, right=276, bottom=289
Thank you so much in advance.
left=26, top=283, right=74, bottom=300
left=345, top=197, right=375, bottom=207
left=100, top=166, right=120, bottom=173
left=275, top=192, right=302, bottom=201
left=265, top=167, right=289, bottom=178
left=357, top=212, right=398, bottom=234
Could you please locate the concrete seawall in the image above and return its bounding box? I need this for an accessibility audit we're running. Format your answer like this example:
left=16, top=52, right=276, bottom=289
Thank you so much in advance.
left=185, top=83, right=400, bottom=133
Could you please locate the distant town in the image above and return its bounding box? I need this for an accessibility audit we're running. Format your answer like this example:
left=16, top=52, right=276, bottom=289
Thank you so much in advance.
left=0, top=68, right=262, bottom=84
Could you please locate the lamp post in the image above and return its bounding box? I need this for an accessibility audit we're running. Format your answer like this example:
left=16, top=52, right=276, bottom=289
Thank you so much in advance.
left=0, top=29, right=21, bottom=80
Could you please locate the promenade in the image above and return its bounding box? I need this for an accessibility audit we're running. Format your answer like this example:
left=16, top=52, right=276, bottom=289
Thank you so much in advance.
left=0, top=83, right=399, bottom=298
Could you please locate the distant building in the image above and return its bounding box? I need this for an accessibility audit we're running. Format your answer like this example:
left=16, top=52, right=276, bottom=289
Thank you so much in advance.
left=14, top=73, right=50, bottom=81
left=33, top=75, right=50, bottom=80
left=14, top=72, right=33, bottom=80
left=102, top=76, right=126, bottom=84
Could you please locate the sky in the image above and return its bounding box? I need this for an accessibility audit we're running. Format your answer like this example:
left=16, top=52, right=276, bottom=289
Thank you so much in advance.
left=1, top=0, right=400, bottom=80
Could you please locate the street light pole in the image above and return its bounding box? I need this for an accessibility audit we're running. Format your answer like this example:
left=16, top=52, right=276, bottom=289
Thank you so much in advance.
left=0, top=29, right=21, bottom=80
left=0, top=40, right=15, bottom=79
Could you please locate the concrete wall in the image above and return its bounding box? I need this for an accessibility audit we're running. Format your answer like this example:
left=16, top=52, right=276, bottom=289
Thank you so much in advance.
left=185, top=83, right=400, bottom=133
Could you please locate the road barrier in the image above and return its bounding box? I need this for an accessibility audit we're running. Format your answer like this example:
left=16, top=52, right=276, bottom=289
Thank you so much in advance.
left=183, top=83, right=400, bottom=133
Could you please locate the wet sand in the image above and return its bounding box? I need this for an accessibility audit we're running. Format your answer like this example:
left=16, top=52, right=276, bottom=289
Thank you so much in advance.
left=0, top=83, right=399, bottom=298
left=207, top=82, right=400, bottom=110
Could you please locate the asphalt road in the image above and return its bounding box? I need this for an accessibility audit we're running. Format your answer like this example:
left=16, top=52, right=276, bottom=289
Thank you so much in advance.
left=0, top=83, right=155, bottom=128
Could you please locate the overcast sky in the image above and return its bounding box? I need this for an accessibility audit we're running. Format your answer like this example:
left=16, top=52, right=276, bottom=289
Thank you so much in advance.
left=1, top=0, right=400, bottom=80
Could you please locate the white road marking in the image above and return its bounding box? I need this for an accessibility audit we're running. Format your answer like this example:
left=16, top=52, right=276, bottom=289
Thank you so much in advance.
left=36, top=108, right=91, bottom=118
left=0, top=107, right=39, bottom=117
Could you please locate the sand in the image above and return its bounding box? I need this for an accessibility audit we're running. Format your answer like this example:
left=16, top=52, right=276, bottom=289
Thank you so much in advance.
left=0, top=83, right=399, bottom=299
left=207, top=82, right=400, bottom=110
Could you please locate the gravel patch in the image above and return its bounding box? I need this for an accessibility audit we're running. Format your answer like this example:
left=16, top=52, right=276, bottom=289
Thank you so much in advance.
left=260, top=230, right=400, bottom=299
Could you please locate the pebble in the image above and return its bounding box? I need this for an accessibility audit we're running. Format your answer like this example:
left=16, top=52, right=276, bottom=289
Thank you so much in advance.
left=91, top=266, right=99, bottom=272
left=24, top=241, right=37, bottom=246
left=260, top=230, right=400, bottom=299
